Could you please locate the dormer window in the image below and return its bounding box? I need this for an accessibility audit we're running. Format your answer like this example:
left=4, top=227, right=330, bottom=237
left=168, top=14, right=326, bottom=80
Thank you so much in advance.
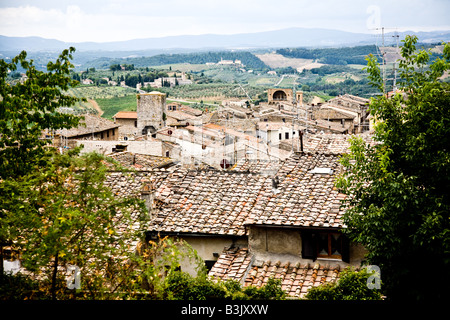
left=301, top=231, right=350, bottom=262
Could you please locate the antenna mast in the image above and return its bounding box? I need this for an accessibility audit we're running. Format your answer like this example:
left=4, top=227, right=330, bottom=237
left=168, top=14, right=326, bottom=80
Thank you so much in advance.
left=381, top=27, right=386, bottom=95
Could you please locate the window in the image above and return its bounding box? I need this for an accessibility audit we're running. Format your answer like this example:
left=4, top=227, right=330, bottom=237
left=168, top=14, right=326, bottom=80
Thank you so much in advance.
left=317, top=233, right=342, bottom=259
left=285, top=132, right=289, bottom=139
left=279, top=133, right=282, bottom=140
left=204, top=260, right=216, bottom=272
left=301, top=231, right=349, bottom=262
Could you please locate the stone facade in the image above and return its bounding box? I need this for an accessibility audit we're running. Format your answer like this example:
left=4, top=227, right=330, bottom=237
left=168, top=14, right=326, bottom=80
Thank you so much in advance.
left=136, top=92, right=166, bottom=135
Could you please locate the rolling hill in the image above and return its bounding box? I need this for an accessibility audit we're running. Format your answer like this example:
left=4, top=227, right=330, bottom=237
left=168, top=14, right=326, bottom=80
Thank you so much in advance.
left=2, top=28, right=449, bottom=53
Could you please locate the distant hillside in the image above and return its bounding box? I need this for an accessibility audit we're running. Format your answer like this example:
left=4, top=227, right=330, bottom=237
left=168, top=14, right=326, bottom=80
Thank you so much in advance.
left=2, top=28, right=449, bottom=53
left=97, top=51, right=268, bottom=70
left=276, top=45, right=379, bottom=65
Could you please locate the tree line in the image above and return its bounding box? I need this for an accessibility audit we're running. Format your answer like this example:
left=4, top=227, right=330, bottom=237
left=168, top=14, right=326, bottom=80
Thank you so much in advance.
left=107, top=51, right=268, bottom=70
left=277, top=45, right=379, bottom=65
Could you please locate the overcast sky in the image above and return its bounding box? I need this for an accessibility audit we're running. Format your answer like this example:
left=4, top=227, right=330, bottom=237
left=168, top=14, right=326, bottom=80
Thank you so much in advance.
left=1, top=0, right=449, bottom=43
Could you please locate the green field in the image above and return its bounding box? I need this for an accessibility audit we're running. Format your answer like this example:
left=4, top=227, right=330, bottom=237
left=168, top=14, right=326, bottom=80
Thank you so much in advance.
left=69, top=85, right=136, bottom=99
left=96, top=95, right=137, bottom=119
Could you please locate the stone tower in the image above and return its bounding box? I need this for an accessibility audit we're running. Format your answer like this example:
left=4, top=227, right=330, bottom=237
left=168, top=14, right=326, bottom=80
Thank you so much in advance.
left=136, top=91, right=166, bottom=135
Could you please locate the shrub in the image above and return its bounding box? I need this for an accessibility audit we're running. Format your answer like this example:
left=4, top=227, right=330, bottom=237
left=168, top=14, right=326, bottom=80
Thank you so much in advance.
left=305, top=267, right=383, bottom=300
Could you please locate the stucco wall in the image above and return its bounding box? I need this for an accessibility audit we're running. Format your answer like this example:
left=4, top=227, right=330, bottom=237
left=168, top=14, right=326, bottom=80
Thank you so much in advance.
left=248, top=226, right=367, bottom=267
left=76, top=140, right=163, bottom=156
left=177, top=236, right=248, bottom=276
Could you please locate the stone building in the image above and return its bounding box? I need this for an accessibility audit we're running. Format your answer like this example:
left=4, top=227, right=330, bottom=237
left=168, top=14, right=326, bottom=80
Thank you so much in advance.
left=113, top=111, right=138, bottom=140
left=323, top=94, right=370, bottom=133
left=136, top=92, right=166, bottom=136
left=267, top=89, right=303, bottom=106
left=95, top=133, right=377, bottom=298
left=53, top=114, right=120, bottom=149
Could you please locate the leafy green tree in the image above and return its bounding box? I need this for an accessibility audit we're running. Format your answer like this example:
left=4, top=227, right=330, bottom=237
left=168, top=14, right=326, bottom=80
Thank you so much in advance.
left=336, top=36, right=450, bottom=300
left=0, top=48, right=83, bottom=274
left=0, top=47, right=82, bottom=179
left=163, top=271, right=285, bottom=300
left=1, top=150, right=149, bottom=299
left=305, top=267, right=383, bottom=300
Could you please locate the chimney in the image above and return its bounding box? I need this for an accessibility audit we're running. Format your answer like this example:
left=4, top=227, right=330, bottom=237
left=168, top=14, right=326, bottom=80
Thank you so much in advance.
left=272, top=176, right=280, bottom=194
left=141, top=181, right=154, bottom=220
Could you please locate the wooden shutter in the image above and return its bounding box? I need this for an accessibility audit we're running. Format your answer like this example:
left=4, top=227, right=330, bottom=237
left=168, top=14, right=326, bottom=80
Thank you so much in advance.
left=301, top=231, right=317, bottom=261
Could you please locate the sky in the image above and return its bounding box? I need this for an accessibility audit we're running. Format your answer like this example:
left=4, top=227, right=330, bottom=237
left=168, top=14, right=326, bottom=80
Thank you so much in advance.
left=0, top=0, right=449, bottom=43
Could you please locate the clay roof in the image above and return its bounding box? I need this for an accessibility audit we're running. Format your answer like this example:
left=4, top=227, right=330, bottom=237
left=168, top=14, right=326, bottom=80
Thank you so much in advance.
left=104, top=169, right=173, bottom=199
left=244, top=153, right=346, bottom=229
left=107, top=152, right=174, bottom=170
left=179, top=105, right=203, bottom=116
left=105, top=134, right=375, bottom=237
left=301, top=133, right=376, bottom=154
left=148, top=168, right=271, bottom=236
left=208, top=246, right=343, bottom=299
left=113, top=111, right=137, bottom=119
left=166, top=111, right=198, bottom=121
left=57, top=114, right=120, bottom=138
left=147, top=151, right=346, bottom=236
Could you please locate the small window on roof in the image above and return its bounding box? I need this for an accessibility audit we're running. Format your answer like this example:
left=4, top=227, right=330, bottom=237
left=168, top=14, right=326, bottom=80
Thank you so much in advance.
left=309, top=167, right=333, bottom=174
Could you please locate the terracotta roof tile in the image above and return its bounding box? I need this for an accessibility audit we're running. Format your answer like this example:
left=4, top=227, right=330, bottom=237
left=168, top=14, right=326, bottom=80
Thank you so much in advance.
left=107, top=134, right=376, bottom=237
left=209, top=247, right=343, bottom=298
left=113, top=111, right=138, bottom=119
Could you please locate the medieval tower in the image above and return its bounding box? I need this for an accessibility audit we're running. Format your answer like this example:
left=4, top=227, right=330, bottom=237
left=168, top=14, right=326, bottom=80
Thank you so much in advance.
left=136, top=91, right=166, bottom=135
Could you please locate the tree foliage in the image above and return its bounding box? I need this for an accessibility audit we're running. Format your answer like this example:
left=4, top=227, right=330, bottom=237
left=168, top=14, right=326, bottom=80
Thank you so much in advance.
left=1, top=48, right=84, bottom=277
left=0, top=47, right=82, bottom=179
left=0, top=48, right=285, bottom=301
left=306, top=267, right=383, bottom=300
left=163, top=272, right=285, bottom=300
left=336, top=36, right=450, bottom=300
left=107, top=51, right=268, bottom=70
left=1, top=150, right=151, bottom=299
left=277, top=45, right=378, bottom=65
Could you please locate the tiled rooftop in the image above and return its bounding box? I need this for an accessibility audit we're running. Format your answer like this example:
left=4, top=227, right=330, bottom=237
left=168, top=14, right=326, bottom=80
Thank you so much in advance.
left=148, top=168, right=272, bottom=236
left=208, top=246, right=343, bottom=299
left=105, top=134, right=374, bottom=237
left=245, top=153, right=346, bottom=229
left=113, top=111, right=138, bottom=119
left=147, top=151, right=346, bottom=236
left=108, top=152, right=174, bottom=170
left=57, top=114, right=120, bottom=138
left=301, top=133, right=376, bottom=154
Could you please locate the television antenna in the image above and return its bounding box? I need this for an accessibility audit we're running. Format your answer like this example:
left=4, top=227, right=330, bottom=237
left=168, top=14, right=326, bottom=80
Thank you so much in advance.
left=373, top=27, right=401, bottom=94
left=232, top=82, right=253, bottom=103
